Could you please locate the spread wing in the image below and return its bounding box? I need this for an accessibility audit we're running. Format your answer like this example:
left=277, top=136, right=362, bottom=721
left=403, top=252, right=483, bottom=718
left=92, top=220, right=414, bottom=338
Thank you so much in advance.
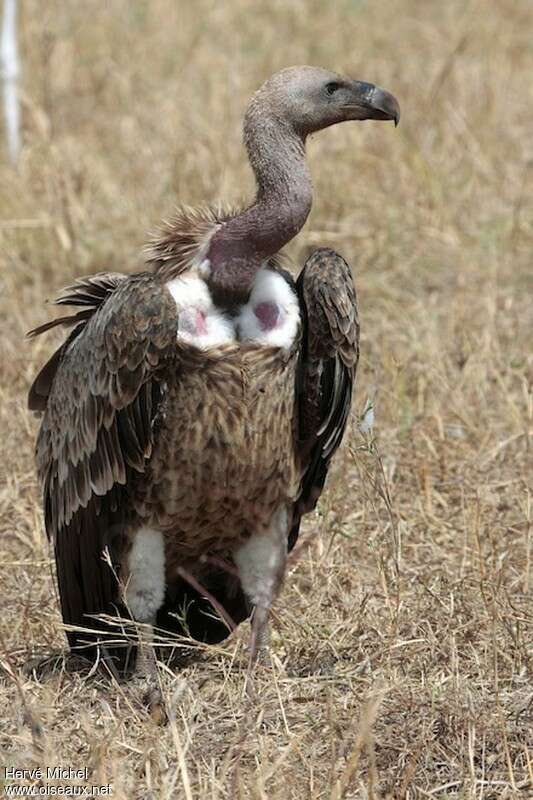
left=28, top=273, right=179, bottom=669
left=291, top=248, right=360, bottom=546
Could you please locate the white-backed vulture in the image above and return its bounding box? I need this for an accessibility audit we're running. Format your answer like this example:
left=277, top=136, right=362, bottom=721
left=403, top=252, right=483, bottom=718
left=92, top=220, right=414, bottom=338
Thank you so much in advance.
left=29, top=66, right=399, bottom=685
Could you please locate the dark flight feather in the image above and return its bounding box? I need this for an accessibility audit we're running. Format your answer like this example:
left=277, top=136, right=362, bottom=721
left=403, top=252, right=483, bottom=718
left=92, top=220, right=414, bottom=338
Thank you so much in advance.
left=291, top=248, right=359, bottom=547
left=29, top=273, right=179, bottom=668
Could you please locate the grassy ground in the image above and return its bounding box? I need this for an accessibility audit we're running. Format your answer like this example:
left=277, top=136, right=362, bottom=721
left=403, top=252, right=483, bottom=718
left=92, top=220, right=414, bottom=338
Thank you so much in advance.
left=1, top=0, right=532, bottom=797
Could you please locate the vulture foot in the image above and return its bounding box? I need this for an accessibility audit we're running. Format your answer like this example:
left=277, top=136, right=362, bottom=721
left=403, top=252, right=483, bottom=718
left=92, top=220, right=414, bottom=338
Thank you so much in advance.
left=141, top=684, right=167, bottom=726
left=244, top=607, right=273, bottom=698
left=132, top=620, right=166, bottom=724
left=23, top=651, right=92, bottom=679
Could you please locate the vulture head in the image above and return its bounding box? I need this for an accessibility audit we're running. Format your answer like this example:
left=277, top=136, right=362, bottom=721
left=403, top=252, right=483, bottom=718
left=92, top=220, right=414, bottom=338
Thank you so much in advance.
left=208, top=65, right=399, bottom=288
left=245, top=65, right=400, bottom=141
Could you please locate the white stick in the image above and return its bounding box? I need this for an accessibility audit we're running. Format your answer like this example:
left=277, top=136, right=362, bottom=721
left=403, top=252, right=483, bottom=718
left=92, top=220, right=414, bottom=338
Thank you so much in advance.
left=1, top=0, right=20, bottom=165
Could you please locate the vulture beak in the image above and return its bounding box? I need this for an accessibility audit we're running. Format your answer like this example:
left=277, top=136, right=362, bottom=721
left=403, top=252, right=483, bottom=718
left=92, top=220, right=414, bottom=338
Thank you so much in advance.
left=346, top=81, right=401, bottom=126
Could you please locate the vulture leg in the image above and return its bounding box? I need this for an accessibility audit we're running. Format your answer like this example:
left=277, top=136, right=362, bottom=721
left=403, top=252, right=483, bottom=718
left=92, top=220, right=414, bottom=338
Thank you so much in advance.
left=122, top=527, right=166, bottom=720
left=134, top=615, right=158, bottom=680
left=133, top=614, right=165, bottom=722
left=234, top=506, right=288, bottom=670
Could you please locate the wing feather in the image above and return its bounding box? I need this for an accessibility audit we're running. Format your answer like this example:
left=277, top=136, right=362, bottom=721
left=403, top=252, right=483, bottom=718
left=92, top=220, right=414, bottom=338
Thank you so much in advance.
left=292, top=248, right=359, bottom=546
left=29, top=273, right=178, bottom=667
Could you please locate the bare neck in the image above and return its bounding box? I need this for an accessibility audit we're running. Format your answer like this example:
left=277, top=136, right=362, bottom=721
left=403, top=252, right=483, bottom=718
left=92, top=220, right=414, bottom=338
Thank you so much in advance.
left=207, top=113, right=312, bottom=295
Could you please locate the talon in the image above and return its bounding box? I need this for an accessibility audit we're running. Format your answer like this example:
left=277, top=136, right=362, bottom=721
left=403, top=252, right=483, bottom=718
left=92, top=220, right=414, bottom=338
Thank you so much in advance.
left=256, top=649, right=272, bottom=668
left=143, top=686, right=167, bottom=725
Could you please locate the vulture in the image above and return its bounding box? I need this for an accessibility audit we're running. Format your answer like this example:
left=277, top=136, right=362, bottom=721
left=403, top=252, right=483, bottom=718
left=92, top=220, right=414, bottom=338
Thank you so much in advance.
left=28, top=66, right=399, bottom=683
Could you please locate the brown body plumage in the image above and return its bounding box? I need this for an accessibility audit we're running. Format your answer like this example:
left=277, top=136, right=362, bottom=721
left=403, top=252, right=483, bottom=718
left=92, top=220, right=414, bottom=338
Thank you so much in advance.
left=133, top=344, right=301, bottom=548
left=28, top=66, right=399, bottom=674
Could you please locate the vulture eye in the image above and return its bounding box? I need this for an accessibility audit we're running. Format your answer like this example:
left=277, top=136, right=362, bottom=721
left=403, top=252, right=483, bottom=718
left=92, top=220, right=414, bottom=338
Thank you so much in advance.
left=325, top=82, right=341, bottom=96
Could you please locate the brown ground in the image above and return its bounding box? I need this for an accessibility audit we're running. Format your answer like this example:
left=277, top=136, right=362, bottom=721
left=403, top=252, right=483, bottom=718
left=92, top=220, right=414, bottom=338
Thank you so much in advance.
left=0, top=1, right=531, bottom=797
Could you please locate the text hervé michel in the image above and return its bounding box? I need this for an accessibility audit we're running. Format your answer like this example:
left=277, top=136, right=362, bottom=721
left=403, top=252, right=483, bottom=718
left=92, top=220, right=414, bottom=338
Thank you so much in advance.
left=5, top=767, right=91, bottom=781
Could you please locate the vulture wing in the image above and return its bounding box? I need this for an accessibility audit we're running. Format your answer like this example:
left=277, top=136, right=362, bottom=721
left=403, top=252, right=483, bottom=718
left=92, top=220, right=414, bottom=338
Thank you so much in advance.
left=292, top=248, right=360, bottom=547
left=28, top=273, right=179, bottom=671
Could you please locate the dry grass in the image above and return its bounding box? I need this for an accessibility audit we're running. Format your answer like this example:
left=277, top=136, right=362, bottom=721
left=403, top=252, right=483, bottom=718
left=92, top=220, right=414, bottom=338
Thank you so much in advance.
left=1, top=1, right=532, bottom=797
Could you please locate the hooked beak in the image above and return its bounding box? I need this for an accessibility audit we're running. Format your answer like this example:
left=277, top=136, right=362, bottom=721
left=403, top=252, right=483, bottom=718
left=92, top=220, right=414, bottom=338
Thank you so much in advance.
left=345, top=81, right=400, bottom=126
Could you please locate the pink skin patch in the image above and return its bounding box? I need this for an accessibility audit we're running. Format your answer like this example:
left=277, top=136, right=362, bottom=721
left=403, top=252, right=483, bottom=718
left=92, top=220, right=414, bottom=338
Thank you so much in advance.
left=254, top=301, right=281, bottom=331
left=179, top=308, right=208, bottom=336
left=195, top=309, right=208, bottom=335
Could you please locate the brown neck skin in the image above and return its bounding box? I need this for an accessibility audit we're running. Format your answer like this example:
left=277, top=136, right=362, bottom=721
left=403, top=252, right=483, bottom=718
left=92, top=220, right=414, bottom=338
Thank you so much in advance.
left=207, top=112, right=312, bottom=298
